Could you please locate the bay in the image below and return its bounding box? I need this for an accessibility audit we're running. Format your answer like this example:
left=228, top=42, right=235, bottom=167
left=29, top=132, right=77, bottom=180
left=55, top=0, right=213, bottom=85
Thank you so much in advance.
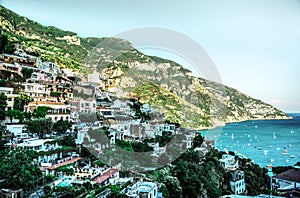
left=201, top=113, right=300, bottom=167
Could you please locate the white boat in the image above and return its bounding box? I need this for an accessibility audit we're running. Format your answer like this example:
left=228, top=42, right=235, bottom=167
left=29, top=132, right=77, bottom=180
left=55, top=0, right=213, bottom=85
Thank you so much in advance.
left=273, top=132, right=276, bottom=139
left=231, top=133, right=234, bottom=140
left=264, top=150, right=268, bottom=156
left=268, top=145, right=272, bottom=148
left=270, top=159, right=274, bottom=163
left=290, top=155, right=295, bottom=158
left=282, top=150, right=288, bottom=156
left=276, top=147, right=281, bottom=151
left=286, top=159, right=290, bottom=162
left=255, top=125, right=258, bottom=128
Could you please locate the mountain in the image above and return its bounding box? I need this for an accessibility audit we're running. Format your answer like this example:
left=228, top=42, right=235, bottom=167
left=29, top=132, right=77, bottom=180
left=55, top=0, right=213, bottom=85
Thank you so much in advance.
left=0, top=5, right=289, bottom=129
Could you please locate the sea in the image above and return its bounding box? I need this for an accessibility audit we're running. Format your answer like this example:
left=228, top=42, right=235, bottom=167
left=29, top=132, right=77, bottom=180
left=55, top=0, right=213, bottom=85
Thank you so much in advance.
left=201, top=113, right=300, bottom=168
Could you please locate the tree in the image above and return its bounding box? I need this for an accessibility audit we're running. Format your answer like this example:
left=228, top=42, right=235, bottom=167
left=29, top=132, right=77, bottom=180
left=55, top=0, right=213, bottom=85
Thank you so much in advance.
left=192, top=133, right=204, bottom=148
left=34, top=106, right=51, bottom=119
left=53, top=120, right=71, bottom=134
left=26, top=118, right=53, bottom=138
left=5, top=109, right=21, bottom=123
left=0, top=93, right=7, bottom=121
left=13, top=93, right=32, bottom=112
left=0, top=124, right=9, bottom=150
left=0, top=147, right=42, bottom=191
left=21, top=68, right=33, bottom=80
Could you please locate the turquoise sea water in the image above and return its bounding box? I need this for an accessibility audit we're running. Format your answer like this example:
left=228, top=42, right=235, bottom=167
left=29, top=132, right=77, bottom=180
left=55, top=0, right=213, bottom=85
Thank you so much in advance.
left=201, top=113, right=300, bottom=167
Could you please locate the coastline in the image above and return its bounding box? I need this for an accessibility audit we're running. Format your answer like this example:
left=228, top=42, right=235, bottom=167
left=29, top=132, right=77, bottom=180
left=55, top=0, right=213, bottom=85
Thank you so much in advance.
left=196, top=115, right=293, bottom=132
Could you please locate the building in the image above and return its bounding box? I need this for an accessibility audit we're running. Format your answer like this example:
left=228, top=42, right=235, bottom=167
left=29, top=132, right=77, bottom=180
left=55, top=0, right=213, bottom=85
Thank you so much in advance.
left=0, top=87, right=19, bottom=111
left=16, top=138, right=64, bottom=164
left=273, top=168, right=300, bottom=193
left=79, top=98, right=96, bottom=114
left=219, top=154, right=239, bottom=170
left=26, top=101, right=71, bottom=121
left=97, top=106, right=114, bottom=119
left=92, top=168, right=119, bottom=185
left=111, top=99, right=131, bottom=115
left=125, top=182, right=158, bottom=198
left=6, top=124, right=26, bottom=136
left=40, top=62, right=61, bottom=76
left=23, top=83, right=49, bottom=100
left=230, top=170, right=246, bottom=195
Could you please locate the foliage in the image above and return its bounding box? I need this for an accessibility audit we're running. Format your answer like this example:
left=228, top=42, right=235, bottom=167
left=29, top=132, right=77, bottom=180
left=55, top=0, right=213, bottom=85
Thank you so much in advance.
left=33, top=106, right=52, bottom=118
left=0, top=147, right=42, bottom=191
left=21, top=68, right=34, bottom=80
left=5, top=109, right=22, bottom=123
left=115, top=139, right=134, bottom=152
left=26, top=118, right=53, bottom=138
left=145, top=131, right=174, bottom=147
left=192, top=133, right=204, bottom=148
left=57, top=135, right=76, bottom=147
left=13, top=93, right=32, bottom=112
left=0, top=93, right=7, bottom=120
left=53, top=120, right=71, bottom=134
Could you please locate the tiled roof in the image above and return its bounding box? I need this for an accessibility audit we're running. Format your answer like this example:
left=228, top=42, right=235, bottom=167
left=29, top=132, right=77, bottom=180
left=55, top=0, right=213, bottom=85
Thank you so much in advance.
left=47, top=157, right=82, bottom=170
left=92, top=168, right=118, bottom=184
left=273, top=169, right=300, bottom=183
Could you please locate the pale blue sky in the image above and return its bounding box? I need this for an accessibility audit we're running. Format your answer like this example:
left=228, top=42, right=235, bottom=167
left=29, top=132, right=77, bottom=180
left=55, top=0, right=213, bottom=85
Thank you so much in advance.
left=1, top=0, right=300, bottom=112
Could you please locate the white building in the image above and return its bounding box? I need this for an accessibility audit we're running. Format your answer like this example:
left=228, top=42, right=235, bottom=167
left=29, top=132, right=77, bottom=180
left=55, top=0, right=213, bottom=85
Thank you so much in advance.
left=40, top=62, right=61, bottom=76
left=79, top=98, right=96, bottom=114
left=6, top=124, right=26, bottom=136
left=230, top=170, right=246, bottom=195
left=23, top=82, right=49, bottom=100
left=111, top=99, right=131, bottom=115
left=219, top=154, right=239, bottom=170
left=16, top=139, right=63, bottom=164
left=125, top=182, right=158, bottom=198
left=26, top=101, right=71, bottom=121
left=0, top=87, right=19, bottom=111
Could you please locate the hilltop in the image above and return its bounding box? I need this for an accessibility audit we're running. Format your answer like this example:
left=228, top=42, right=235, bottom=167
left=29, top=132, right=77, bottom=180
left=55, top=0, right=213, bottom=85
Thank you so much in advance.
left=0, top=5, right=289, bottom=129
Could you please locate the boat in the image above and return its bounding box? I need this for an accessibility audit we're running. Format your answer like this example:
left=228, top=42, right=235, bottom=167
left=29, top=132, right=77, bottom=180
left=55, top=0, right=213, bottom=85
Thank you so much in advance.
left=258, top=147, right=262, bottom=150
left=286, top=159, right=290, bottom=162
left=273, top=132, right=276, bottom=139
left=290, top=155, right=295, bottom=158
left=268, top=145, right=272, bottom=148
left=231, top=133, right=234, bottom=140
left=255, top=125, right=258, bottom=128
left=264, top=150, right=268, bottom=156
left=284, top=146, right=287, bottom=149
left=276, top=147, right=281, bottom=151
left=282, top=150, right=288, bottom=156
left=270, top=159, right=274, bottom=163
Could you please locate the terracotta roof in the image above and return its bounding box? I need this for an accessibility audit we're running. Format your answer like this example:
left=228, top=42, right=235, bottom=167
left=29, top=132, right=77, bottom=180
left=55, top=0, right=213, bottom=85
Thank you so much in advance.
left=92, top=168, right=118, bottom=184
left=47, top=157, right=82, bottom=170
left=273, top=169, right=300, bottom=183
left=30, top=101, right=66, bottom=105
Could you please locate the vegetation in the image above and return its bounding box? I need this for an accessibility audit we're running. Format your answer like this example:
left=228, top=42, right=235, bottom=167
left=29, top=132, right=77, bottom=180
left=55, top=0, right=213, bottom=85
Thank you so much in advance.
left=0, top=93, right=7, bottom=121
left=0, top=147, right=42, bottom=191
left=13, top=93, right=32, bottom=112
left=26, top=118, right=53, bottom=138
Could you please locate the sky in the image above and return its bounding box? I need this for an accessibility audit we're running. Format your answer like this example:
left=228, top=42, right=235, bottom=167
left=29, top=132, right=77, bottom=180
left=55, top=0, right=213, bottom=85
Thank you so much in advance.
left=1, top=0, right=300, bottom=112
